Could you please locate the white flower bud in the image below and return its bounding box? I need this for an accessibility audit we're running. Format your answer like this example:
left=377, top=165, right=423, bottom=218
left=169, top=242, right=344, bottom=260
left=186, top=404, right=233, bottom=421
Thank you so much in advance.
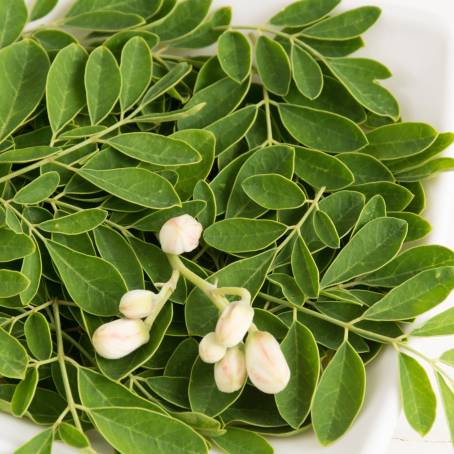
left=215, top=300, right=254, bottom=348
left=199, top=332, right=227, bottom=364
left=214, top=346, right=247, bottom=393
left=92, top=319, right=150, bottom=359
left=119, top=290, right=156, bottom=319
left=159, top=214, right=203, bottom=255
left=245, top=331, right=290, bottom=394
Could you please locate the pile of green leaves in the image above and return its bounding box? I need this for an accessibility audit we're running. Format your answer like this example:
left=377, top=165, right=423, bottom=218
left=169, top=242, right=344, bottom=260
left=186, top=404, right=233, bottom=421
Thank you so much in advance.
left=1, top=0, right=454, bottom=452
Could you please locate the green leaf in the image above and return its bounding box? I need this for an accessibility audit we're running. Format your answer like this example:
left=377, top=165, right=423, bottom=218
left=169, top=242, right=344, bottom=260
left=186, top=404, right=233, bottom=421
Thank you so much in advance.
left=146, top=376, right=190, bottom=408
left=79, top=167, right=181, bottom=209
left=14, top=429, right=53, bottom=454
left=204, top=218, right=287, bottom=253
left=395, top=158, right=454, bottom=182
left=85, top=46, right=121, bottom=125
left=291, top=44, right=323, bottom=99
left=20, top=239, right=42, bottom=305
left=313, top=209, right=340, bottom=249
left=301, top=36, right=364, bottom=57
left=193, top=180, right=216, bottom=228
left=388, top=211, right=431, bottom=242
left=436, top=374, right=454, bottom=446
left=39, top=208, right=107, bottom=235
left=0, top=40, right=50, bottom=143
left=278, top=104, right=367, bottom=153
left=256, top=36, right=291, bottom=96
left=268, top=274, right=305, bottom=307
left=242, top=173, right=306, bottom=210
left=94, top=226, right=144, bottom=290
left=30, top=0, right=58, bottom=21
left=411, top=307, right=454, bottom=337
left=399, top=353, right=436, bottom=435
left=165, top=338, right=199, bottom=377
left=57, top=422, right=89, bottom=449
left=13, top=172, right=60, bottom=204
left=360, top=245, right=454, bottom=287
left=24, top=312, right=52, bottom=360
left=104, top=30, right=159, bottom=55
left=0, top=327, right=28, bottom=379
left=0, top=146, right=58, bottom=164
left=363, top=122, right=438, bottom=160
left=67, top=0, right=161, bottom=17
left=11, top=368, right=39, bottom=417
left=211, top=427, right=273, bottom=454
left=178, top=76, right=250, bottom=129
left=292, top=235, right=319, bottom=298
left=321, top=217, right=407, bottom=288
left=46, top=44, right=87, bottom=134
left=352, top=194, right=386, bottom=234
left=0, top=228, right=35, bottom=261
left=312, top=341, right=366, bottom=445
left=275, top=321, right=319, bottom=428
left=338, top=152, right=394, bottom=184
left=107, top=132, right=201, bottom=166
left=46, top=240, right=127, bottom=316
left=0, top=0, right=28, bottom=47
left=64, top=11, right=145, bottom=31
left=0, top=270, right=30, bottom=298
left=325, top=57, right=399, bottom=119
left=440, top=350, right=454, bottom=368
left=350, top=182, right=413, bottom=211
left=270, top=0, right=340, bottom=27
left=218, top=30, right=252, bottom=83
left=120, top=37, right=152, bottom=111
left=294, top=147, right=354, bottom=190
left=205, top=105, right=257, bottom=155
left=33, top=29, right=77, bottom=53
left=364, top=267, right=454, bottom=321
left=301, top=6, right=381, bottom=40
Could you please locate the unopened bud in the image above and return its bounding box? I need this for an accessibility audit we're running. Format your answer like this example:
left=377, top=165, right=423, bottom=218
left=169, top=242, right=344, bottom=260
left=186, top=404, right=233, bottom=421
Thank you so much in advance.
left=159, top=214, right=203, bottom=255
left=215, top=300, right=254, bottom=348
left=245, top=331, right=290, bottom=394
left=199, top=332, right=226, bottom=364
left=92, top=319, right=150, bottom=359
left=119, top=290, right=156, bottom=319
left=214, top=346, right=247, bottom=393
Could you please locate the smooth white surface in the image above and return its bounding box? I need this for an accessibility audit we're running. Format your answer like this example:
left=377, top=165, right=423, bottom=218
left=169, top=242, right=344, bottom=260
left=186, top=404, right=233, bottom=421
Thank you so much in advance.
left=2, top=1, right=454, bottom=453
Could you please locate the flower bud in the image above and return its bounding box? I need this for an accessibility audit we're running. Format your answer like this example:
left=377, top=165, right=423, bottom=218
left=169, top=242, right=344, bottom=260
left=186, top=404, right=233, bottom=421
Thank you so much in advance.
left=159, top=214, right=203, bottom=255
left=119, top=290, right=156, bottom=319
left=199, top=332, right=226, bottom=364
left=92, top=319, right=150, bottom=359
left=245, top=331, right=290, bottom=394
left=214, top=346, right=247, bottom=393
left=215, top=300, right=254, bottom=348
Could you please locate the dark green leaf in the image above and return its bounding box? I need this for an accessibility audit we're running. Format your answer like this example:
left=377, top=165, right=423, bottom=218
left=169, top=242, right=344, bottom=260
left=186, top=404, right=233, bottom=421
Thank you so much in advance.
left=39, top=208, right=107, bottom=235
left=13, top=172, right=60, bottom=204
left=292, top=235, right=319, bottom=298
left=388, top=211, right=431, bottom=242
left=270, top=0, right=340, bottom=27
left=350, top=182, right=413, bottom=211
left=20, top=239, right=42, bottom=305
left=352, top=194, right=386, bottom=234
left=337, top=152, right=394, bottom=184
left=193, top=180, right=216, bottom=227
left=24, top=312, right=52, bottom=360
left=218, top=30, right=252, bottom=83
left=291, top=44, right=323, bottom=99
left=0, top=0, right=28, bottom=47
left=0, top=228, right=35, bottom=261
left=313, top=209, right=340, bottom=248
left=0, top=327, right=28, bottom=379
left=395, top=158, right=454, bottom=182
left=11, top=368, right=39, bottom=417
left=211, top=427, right=273, bottom=454
left=0, top=270, right=30, bottom=298
left=0, top=146, right=58, bottom=163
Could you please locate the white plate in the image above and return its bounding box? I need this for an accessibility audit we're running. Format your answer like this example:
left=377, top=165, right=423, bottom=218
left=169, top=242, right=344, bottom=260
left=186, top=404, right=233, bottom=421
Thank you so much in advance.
left=2, top=1, right=454, bottom=453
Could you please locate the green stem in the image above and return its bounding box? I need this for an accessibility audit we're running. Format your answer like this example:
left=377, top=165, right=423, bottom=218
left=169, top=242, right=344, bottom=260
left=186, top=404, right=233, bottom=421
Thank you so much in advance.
left=263, top=88, right=274, bottom=146
left=0, top=301, right=54, bottom=328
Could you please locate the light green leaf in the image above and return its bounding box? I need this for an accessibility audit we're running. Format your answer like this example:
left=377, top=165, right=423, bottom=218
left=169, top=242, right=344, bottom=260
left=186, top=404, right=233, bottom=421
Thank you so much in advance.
left=338, top=152, right=394, bottom=184
left=278, top=104, right=367, bottom=153
left=0, top=40, right=50, bottom=143
left=291, top=44, right=323, bottom=99
left=301, top=6, right=381, bottom=40
left=85, top=46, right=121, bottom=125
left=46, top=240, right=127, bottom=316
left=440, top=350, right=454, bottom=368
left=57, top=422, right=89, bottom=449
left=13, top=172, right=60, bottom=204
left=352, top=194, right=386, bottom=234
left=256, top=36, right=291, bottom=96
left=312, top=341, right=366, bottom=445
left=46, top=44, right=87, bottom=134
left=107, top=132, right=201, bottom=166
left=39, top=208, right=107, bottom=235
left=0, top=228, right=35, bottom=262
left=133, top=103, right=207, bottom=124
left=436, top=374, right=454, bottom=446
left=79, top=167, right=181, bottom=209
left=120, top=37, right=152, bottom=111
left=11, top=368, right=39, bottom=417
left=294, top=147, right=354, bottom=190
left=218, top=30, right=252, bottom=83
left=64, top=11, right=145, bottom=31
left=0, top=270, right=30, bottom=298
left=204, top=218, right=287, bottom=253
left=242, top=173, right=306, bottom=210
left=0, top=327, right=29, bottom=379
left=313, top=209, right=340, bottom=249
left=276, top=321, right=319, bottom=428
left=0, top=0, right=28, bottom=48
left=321, top=217, right=407, bottom=288
left=364, top=267, right=454, bottom=321
left=0, top=146, right=58, bottom=163
left=399, top=353, right=436, bottom=435
left=325, top=57, right=399, bottom=119
left=395, top=158, right=454, bottom=182
left=292, top=235, right=319, bottom=298
left=211, top=427, right=273, bottom=454
left=14, top=428, right=53, bottom=454
left=411, top=307, right=454, bottom=337
left=24, top=312, right=52, bottom=360
left=20, top=239, right=42, bottom=305
left=30, top=0, right=58, bottom=21
left=270, top=0, right=340, bottom=27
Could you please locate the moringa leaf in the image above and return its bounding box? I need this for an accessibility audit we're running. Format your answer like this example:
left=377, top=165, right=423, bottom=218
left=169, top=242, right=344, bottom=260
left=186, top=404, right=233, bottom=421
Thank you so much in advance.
left=11, top=367, right=39, bottom=417
left=14, top=429, right=53, bottom=454
left=292, top=235, right=319, bottom=298
left=337, top=152, right=394, bottom=184
left=63, top=11, right=145, bottom=31
left=24, top=312, right=52, bottom=360
left=13, top=172, right=60, bottom=205
left=30, top=0, right=58, bottom=21
left=411, top=307, right=454, bottom=337
left=58, top=423, right=90, bottom=449
left=0, top=0, right=28, bottom=48
left=211, top=427, right=273, bottom=454
left=313, top=209, right=340, bottom=249
left=0, top=229, right=35, bottom=262
left=0, top=327, right=29, bottom=379
left=270, top=0, right=340, bottom=27
left=218, top=30, right=252, bottom=83
left=291, top=44, right=323, bottom=99
left=39, top=209, right=107, bottom=235
left=436, top=374, right=454, bottom=445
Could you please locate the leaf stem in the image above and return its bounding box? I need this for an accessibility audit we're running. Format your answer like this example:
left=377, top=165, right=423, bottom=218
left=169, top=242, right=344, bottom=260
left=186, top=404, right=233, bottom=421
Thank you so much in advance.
left=0, top=300, right=54, bottom=328
left=262, top=88, right=274, bottom=146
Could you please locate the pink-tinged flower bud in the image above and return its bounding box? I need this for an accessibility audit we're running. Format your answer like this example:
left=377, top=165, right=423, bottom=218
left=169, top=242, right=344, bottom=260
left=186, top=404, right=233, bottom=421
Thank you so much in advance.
left=245, top=331, right=290, bottom=394
left=214, top=346, right=247, bottom=393
left=92, top=319, right=150, bottom=359
left=119, top=290, right=156, bottom=319
left=199, top=332, right=226, bottom=364
left=159, top=214, right=203, bottom=255
left=215, top=300, right=254, bottom=348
